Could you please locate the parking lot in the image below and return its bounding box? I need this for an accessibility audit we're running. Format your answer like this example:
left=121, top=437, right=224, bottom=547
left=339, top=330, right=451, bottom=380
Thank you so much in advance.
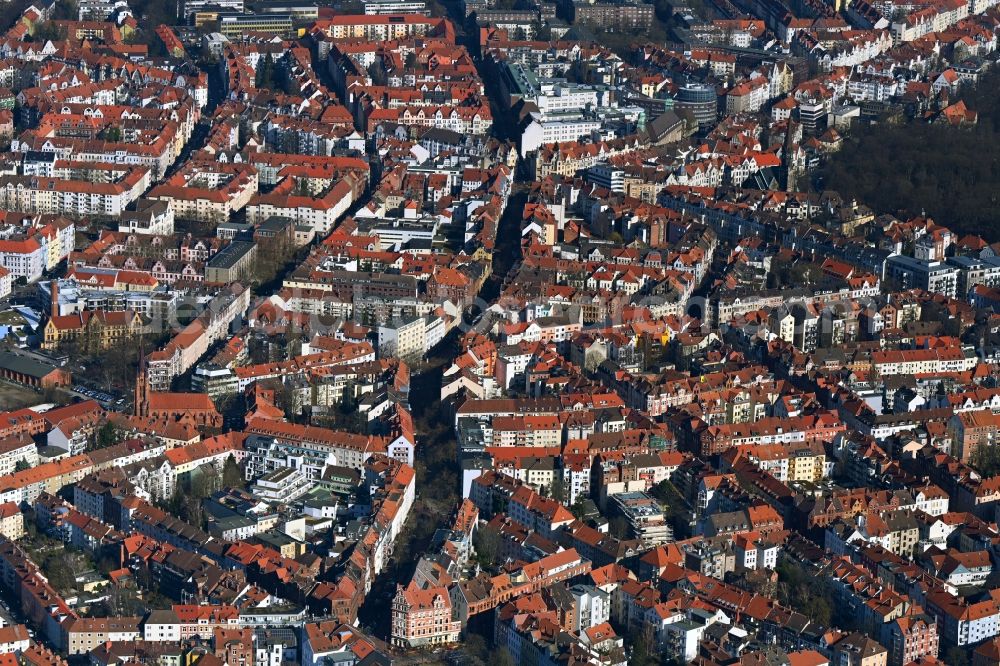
left=71, top=385, right=126, bottom=409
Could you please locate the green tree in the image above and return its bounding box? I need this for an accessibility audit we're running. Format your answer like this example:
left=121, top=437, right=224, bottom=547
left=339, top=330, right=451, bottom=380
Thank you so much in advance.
left=777, top=559, right=837, bottom=628
left=487, top=648, right=516, bottom=666
left=31, top=22, right=66, bottom=43
left=222, top=454, right=244, bottom=489
left=179, top=494, right=204, bottom=528
left=609, top=515, right=630, bottom=539
left=821, top=71, right=1000, bottom=240
left=366, top=60, right=386, bottom=86
left=52, top=0, right=79, bottom=20
left=801, top=595, right=832, bottom=626
left=255, top=54, right=275, bottom=89
left=945, top=647, right=969, bottom=666
left=275, top=383, right=300, bottom=421
left=43, top=552, right=75, bottom=592
left=93, top=421, right=122, bottom=450
left=99, top=344, right=140, bottom=394
left=651, top=479, right=690, bottom=539
left=14, top=459, right=30, bottom=472
left=190, top=463, right=220, bottom=499
left=627, top=628, right=658, bottom=666
left=971, top=444, right=1000, bottom=477
left=654, top=0, right=673, bottom=21
left=549, top=474, right=565, bottom=504
left=473, top=524, right=500, bottom=569
left=41, top=385, right=69, bottom=405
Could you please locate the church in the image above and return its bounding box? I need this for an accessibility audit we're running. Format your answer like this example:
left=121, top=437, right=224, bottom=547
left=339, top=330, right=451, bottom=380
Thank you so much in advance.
left=134, top=356, right=223, bottom=432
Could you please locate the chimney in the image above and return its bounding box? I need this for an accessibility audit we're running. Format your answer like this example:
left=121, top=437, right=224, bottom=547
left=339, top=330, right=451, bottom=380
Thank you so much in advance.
left=49, top=280, right=58, bottom=316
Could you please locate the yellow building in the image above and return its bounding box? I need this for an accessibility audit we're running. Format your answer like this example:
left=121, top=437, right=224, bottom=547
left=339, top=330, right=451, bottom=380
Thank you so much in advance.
left=788, top=446, right=826, bottom=483
left=43, top=310, right=144, bottom=352
left=0, top=502, right=24, bottom=540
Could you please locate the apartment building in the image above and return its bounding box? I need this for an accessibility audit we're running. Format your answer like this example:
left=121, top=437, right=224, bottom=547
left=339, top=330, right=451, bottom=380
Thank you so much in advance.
left=0, top=503, right=24, bottom=541
left=64, top=617, right=142, bottom=655
left=391, top=582, right=461, bottom=648
left=871, top=347, right=977, bottom=376
left=0, top=164, right=150, bottom=219
left=573, top=0, right=653, bottom=29
left=926, top=590, right=999, bottom=647
left=608, top=491, right=672, bottom=546
left=119, top=199, right=175, bottom=235
left=886, top=255, right=959, bottom=297
left=365, top=0, right=429, bottom=14
left=244, top=418, right=389, bottom=476
left=951, top=409, right=1000, bottom=462
left=312, top=14, right=444, bottom=40
left=145, top=284, right=251, bottom=391
left=0, top=237, right=45, bottom=282
left=491, top=415, right=562, bottom=448
left=148, top=164, right=258, bottom=225
left=368, top=105, right=492, bottom=137
left=247, top=179, right=355, bottom=235
left=377, top=316, right=426, bottom=361
left=726, top=77, right=771, bottom=115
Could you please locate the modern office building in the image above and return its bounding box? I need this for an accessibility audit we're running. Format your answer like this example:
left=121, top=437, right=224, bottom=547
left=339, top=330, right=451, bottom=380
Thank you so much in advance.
left=674, top=83, right=719, bottom=129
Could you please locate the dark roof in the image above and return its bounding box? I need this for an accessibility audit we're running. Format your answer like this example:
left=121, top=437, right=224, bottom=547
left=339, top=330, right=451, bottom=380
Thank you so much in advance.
left=257, top=216, right=293, bottom=233
left=24, top=151, right=56, bottom=164
left=358, top=651, right=392, bottom=666
left=647, top=110, right=684, bottom=141
left=253, top=625, right=298, bottom=647
left=207, top=241, right=256, bottom=270
left=145, top=609, right=181, bottom=624
left=0, top=351, right=61, bottom=379
left=419, top=127, right=464, bottom=144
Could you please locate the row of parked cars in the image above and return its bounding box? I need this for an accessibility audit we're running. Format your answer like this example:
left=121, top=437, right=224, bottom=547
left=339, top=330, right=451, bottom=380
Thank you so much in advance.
left=72, top=384, right=125, bottom=407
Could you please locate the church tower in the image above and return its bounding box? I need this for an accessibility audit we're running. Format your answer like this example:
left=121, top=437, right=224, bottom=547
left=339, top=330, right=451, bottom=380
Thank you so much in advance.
left=134, top=350, right=149, bottom=418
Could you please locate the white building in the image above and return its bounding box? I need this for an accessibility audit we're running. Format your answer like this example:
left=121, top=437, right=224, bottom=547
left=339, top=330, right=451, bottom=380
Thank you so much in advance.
left=378, top=316, right=426, bottom=360
left=0, top=237, right=45, bottom=282
left=569, top=585, right=610, bottom=633
left=364, top=0, right=428, bottom=13
left=521, top=116, right=601, bottom=154
left=119, top=199, right=175, bottom=235
left=0, top=166, right=150, bottom=218
left=142, top=610, right=182, bottom=642
left=251, top=467, right=313, bottom=504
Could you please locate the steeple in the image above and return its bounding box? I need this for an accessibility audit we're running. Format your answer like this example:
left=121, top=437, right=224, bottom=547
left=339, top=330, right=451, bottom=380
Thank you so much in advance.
left=49, top=280, right=58, bottom=316
left=135, top=342, right=149, bottom=418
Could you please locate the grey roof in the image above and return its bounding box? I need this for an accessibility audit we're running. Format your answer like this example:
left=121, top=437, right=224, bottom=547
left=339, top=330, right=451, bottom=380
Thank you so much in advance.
left=647, top=110, right=683, bottom=141
left=254, top=625, right=298, bottom=647
left=24, top=151, right=56, bottom=163
left=210, top=514, right=256, bottom=530
left=207, top=241, right=256, bottom=270
left=145, top=609, right=181, bottom=624
left=257, top=216, right=293, bottom=233
left=0, top=351, right=59, bottom=379
left=419, top=127, right=465, bottom=144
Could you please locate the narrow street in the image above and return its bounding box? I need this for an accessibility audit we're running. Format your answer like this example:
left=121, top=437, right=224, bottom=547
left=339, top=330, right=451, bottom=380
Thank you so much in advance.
left=355, top=15, right=528, bottom=640
left=307, top=0, right=533, bottom=641
left=480, top=187, right=527, bottom=304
